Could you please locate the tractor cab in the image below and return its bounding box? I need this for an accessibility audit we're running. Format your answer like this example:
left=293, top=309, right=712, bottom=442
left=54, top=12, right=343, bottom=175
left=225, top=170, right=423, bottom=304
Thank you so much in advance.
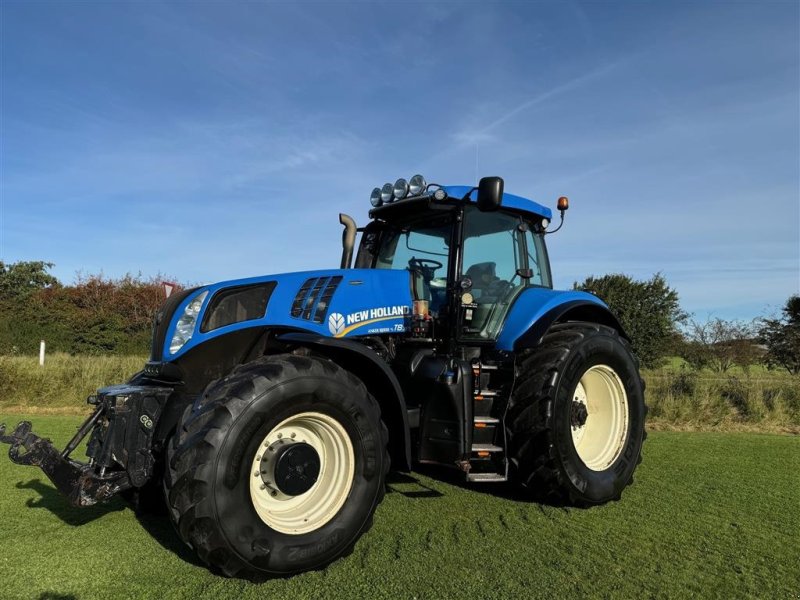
left=347, top=175, right=557, bottom=342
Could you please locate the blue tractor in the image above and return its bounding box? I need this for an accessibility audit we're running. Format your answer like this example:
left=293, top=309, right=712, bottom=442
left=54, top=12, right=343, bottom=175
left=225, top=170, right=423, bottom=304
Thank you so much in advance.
left=1, top=176, right=645, bottom=578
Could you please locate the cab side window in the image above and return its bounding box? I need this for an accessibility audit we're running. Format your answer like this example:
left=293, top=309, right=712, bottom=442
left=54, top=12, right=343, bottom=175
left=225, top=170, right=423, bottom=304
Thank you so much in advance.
left=461, top=208, right=526, bottom=338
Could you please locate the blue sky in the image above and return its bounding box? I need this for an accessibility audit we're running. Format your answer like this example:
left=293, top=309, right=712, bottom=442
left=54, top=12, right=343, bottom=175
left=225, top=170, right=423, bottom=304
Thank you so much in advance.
left=2, top=1, right=798, bottom=320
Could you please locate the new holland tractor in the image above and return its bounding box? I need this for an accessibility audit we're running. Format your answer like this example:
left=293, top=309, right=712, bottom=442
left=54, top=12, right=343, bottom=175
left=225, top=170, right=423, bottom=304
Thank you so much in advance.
left=1, top=176, right=646, bottom=579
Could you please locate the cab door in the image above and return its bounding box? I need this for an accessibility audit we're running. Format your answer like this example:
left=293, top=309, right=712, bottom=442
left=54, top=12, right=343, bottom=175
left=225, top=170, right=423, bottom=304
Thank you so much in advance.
left=458, top=207, right=529, bottom=340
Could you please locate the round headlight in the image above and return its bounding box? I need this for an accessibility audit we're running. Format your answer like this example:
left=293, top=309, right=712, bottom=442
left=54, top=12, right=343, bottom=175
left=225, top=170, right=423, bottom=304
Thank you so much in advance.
left=370, top=187, right=382, bottom=207
left=541, top=218, right=550, bottom=229
left=381, top=183, right=394, bottom=203
left=393, top=178, right=409, bottom=200
left=433, top=188, right=447, bottom=201
left=409, top=174, right=426, bottom=196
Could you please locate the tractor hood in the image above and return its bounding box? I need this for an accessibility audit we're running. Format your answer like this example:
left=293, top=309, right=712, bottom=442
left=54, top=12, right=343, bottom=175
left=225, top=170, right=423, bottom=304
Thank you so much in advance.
left=161, top=269, right=413, bottom=360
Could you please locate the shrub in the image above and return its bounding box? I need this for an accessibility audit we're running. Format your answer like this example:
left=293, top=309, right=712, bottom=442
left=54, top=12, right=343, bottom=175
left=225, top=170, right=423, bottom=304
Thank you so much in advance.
left=668, top=369, right=697, bottom=397
left=758, top=295, right=800, bottom=375
left=0, top=264, right=179, bottom=355
left=720, top=377, right=749, bottom=419
left=573, top=273, right=685, bottom=369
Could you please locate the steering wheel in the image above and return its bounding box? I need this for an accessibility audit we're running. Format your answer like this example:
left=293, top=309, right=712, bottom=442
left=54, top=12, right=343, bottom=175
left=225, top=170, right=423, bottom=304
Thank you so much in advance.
left=408, top=257, right=443, bottom=281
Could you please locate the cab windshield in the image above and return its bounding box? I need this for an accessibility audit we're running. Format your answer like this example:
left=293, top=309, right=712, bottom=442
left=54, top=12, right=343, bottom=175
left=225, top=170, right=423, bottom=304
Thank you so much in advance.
left=374, top=216, right=452, bottom=312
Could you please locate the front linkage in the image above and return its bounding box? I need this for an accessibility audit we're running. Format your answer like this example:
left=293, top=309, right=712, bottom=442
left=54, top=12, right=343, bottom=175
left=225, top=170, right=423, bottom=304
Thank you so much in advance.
left=0, top=385, right=171, bottom=507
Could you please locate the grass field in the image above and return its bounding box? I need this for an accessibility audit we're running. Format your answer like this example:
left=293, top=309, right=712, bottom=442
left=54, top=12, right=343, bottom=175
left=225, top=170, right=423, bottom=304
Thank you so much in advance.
left=0, top=413, right=797, bottom=600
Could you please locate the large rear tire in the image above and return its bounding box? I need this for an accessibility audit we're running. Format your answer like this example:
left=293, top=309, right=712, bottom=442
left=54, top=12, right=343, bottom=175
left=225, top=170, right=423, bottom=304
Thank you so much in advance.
left=507, top=322, right=646, bottom=505
left=164, top=354, right=389, bottom=579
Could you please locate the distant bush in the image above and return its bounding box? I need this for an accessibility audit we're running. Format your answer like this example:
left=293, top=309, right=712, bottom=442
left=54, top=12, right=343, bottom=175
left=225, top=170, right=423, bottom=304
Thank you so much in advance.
left=645, top=366, right=799, bottom=432
left=574, top=273, right=685, bottom=369
left=679, top=318, right=761, bottom=373
left=0, top=260, right=59, bottom=299
left=0, top=262, right=179, bottom=355
left=720, top=377, right=749, bottom=418
left=667, top=369, right=697, bottom=397
left=758, top=295, right=800, bottom=375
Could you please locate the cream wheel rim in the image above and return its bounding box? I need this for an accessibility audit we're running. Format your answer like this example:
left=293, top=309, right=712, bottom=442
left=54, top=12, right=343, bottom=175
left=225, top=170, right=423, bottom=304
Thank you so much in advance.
left=570, top=365, right=629, bottom=471
left=249, top=412, right=355, bottom=535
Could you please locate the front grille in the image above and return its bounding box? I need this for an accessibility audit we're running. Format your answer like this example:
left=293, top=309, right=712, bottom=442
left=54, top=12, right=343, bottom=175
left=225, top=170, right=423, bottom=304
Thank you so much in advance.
left=291, top=276, right=343, bottom=323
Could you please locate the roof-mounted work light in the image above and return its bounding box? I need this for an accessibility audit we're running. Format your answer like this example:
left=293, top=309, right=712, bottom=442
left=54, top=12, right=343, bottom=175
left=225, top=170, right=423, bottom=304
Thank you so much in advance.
left=393, top=178, right=409, bottom=200
left=409, top=174, right=427, bottom=196
left=380, top=183, right=394, bottom=204
left=370, top=187, right=382, bottom=207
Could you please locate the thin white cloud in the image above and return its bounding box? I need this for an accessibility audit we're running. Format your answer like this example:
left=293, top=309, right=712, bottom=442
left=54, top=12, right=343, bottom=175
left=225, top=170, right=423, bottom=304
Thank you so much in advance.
left=475, top=60, right=624, bottom=137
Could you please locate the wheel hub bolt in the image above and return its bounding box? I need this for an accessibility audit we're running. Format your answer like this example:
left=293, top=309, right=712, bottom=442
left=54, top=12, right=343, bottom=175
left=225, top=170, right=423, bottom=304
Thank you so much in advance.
left=571, top=400, right=589, bottom=429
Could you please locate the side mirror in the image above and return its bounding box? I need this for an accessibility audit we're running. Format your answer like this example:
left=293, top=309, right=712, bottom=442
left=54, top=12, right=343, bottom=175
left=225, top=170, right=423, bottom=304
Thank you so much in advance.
left=477, top=176, right=504, bottom=212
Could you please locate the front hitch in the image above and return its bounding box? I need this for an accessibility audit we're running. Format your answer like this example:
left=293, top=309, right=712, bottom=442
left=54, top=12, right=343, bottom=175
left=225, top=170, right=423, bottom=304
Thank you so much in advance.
left=1, top=384, right=172, bottom=507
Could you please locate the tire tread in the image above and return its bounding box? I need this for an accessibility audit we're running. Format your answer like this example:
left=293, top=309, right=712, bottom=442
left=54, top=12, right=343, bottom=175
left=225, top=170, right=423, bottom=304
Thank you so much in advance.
left=507, top=322, right=646, bottom=506
left=164, top=353, right=389, bottom=579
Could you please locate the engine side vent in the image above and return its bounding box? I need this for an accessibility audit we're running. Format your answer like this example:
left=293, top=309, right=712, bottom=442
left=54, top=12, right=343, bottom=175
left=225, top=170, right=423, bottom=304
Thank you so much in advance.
left=313, top=276, right=343, bottom=323
left=290, top=278, right=316, bottom=317
left=291, top=276, right=343, bottom=323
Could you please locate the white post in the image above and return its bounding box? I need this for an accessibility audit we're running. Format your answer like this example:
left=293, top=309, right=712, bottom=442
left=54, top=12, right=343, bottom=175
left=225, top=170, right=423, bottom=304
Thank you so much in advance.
left=39, top=340, right=45, bottom=366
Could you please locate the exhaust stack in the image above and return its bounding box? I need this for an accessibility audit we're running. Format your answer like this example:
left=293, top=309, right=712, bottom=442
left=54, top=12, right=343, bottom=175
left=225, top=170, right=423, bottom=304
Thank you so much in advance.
left=339, top=213, right=357, bottom=269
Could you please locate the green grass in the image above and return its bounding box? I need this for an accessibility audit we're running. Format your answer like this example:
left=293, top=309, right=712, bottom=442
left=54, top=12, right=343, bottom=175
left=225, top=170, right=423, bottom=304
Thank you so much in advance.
left=0, top=414, right=797, bottom=600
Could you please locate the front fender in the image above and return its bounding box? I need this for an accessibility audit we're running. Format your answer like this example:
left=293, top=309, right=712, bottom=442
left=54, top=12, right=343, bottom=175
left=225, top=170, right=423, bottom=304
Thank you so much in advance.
left=276, top=332, right=412, bottom=471
left=496, top=288, right=625, bottom=351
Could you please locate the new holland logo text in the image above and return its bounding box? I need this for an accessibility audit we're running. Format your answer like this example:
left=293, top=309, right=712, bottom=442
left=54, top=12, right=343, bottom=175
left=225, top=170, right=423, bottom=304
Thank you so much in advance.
left=327, top=306, right=409, bottom=337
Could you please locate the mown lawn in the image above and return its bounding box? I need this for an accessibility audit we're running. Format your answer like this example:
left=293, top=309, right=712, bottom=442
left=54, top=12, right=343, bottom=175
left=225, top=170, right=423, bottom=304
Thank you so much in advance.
left=0, top=414, right=797, bottom=600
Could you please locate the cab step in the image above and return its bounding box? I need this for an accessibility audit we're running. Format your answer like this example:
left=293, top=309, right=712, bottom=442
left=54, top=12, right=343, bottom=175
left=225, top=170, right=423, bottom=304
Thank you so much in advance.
left=466, top=472, right=507, bottom=483
left=469, top=361, right=509, bottom=483
left=473, top=416, right=499, bottom=424
left=471, top=444, right=503, bottom=453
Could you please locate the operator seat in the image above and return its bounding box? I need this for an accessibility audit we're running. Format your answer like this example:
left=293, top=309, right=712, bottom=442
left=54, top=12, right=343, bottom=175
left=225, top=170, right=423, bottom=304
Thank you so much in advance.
left=465, top=262, right=500, bottom=304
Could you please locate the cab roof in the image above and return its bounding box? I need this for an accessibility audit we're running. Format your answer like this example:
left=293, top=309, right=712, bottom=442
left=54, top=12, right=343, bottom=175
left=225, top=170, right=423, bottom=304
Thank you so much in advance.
left=442, top=186, right=553, bottom=220
left=369, top=185, right=553, bottom=221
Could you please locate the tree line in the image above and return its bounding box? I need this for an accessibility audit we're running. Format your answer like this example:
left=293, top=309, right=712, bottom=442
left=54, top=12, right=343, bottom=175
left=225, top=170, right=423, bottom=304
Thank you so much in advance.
left=0, top=261, right=174, bottom=355
left=574, top=274, right=799, bottom=374
left=1, top=260, right=798, bottom=373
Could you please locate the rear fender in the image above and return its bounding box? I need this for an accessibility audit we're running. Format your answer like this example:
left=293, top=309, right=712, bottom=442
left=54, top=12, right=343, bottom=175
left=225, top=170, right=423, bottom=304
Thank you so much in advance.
left=497, top=288, right=627, bottom=351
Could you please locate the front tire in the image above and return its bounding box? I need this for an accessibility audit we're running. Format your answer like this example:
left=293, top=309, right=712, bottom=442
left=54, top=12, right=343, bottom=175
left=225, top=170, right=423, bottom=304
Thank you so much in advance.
left=507, top=322, right=646, bottom=505
left=164, top=354, right=389, bottom=579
